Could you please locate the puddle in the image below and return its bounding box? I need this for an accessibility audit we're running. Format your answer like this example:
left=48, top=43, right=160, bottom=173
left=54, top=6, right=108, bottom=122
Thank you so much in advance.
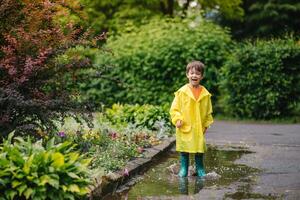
left=102, top=146, right=260, bottom=199
left=225, top=183, right=280, bottom=200
left=225, top=191, right=279, bottom=200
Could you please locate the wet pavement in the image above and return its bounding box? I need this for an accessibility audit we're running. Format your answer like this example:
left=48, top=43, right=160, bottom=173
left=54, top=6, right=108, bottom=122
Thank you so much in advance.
left=205, top=120, right=300, bottom=200
left=104, top=146, right=260, bottom=199
left=102, top=120, right=300, bottom=199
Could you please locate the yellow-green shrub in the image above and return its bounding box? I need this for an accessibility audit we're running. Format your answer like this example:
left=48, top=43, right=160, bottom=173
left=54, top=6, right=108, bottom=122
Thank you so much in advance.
left=0, top=133, right=92, bottom=200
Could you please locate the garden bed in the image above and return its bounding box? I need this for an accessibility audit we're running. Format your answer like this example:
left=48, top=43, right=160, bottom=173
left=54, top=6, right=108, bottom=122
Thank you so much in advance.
left=89, top=136, right=175, bottom=198
left=0, top=104, right=173, bottom=199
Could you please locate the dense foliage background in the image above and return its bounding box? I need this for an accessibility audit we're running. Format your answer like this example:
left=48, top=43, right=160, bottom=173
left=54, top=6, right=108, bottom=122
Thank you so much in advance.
left=80, top=19, right=232, bottom=106
left=79, top=0, right=244, bottom=35
left=221, top=0, right=300, bottom=39
left=220, top=38, right=300, bottom=119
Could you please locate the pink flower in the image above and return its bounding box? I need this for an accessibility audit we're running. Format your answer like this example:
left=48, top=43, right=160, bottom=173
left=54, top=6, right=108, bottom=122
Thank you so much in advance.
left=110, top=132, right=118, bottom=139
left=58, top=131, right=66, bottom=138
left=137, top=147, right=144, bottom=153
left=123, top=168, right=129, bottom=176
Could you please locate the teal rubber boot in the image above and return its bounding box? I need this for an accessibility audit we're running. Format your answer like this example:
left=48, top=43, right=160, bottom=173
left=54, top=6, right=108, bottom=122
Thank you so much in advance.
left=195, top=153, right=206, bottom=177
left=178, top=152, right=189, bottom=177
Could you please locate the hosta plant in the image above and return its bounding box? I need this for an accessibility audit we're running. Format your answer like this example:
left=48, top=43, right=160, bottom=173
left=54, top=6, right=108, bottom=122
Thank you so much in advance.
left=0, top=133, right=92, bottom=200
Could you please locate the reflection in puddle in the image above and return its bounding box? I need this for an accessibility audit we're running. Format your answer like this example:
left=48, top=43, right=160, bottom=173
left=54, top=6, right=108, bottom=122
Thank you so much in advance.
left=178, top=177, right=204, bottom=195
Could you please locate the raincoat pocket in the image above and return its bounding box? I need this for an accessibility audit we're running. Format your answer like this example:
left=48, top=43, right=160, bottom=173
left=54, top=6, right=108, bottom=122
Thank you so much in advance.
left=178, top=124, right=192, bottom=141
left=179, top=124, right=192, bottom=133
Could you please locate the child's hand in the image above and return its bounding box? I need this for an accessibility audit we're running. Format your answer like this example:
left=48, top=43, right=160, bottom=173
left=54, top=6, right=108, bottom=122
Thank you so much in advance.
left=176, top=120, right=183, bottom=128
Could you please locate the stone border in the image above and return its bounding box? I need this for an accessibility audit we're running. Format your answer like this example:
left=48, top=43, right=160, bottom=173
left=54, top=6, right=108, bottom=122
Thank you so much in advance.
left=88, top=136, right=176, bottom=199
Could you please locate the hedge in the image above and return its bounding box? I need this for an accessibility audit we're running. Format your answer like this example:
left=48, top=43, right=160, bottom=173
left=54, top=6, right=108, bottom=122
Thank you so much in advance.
left=80, top=18, right=232, bottom=106
left=220, top=38, right=300, bottom=119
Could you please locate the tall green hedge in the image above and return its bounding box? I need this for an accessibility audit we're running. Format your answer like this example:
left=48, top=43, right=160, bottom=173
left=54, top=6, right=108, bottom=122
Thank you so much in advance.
left=220, top=39, right=300, bottom=119
left=81, top=18, right=232, bottom=106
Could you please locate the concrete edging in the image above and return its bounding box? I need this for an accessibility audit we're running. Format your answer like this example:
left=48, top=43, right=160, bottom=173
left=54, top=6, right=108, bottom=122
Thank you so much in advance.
left=89, top=136, right=176, bottom=199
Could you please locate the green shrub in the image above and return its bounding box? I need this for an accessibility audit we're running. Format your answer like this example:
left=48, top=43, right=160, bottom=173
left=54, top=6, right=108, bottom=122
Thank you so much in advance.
left=81, top=18, right=232, bottom=105
left=0, top=133, right=91, bottom=200
left=220, top=38, right=300, bottom=119
left=105, top=104, right=172, bottom=131
left=91, top=135, right=139, bottom=172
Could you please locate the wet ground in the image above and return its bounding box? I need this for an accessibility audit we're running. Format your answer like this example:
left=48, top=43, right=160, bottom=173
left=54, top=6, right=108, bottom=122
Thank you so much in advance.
left=103, top=146, right=267, bottom=199
left=102, top=121, right=300, bottom=199
left=206, top=121, right=300, bottom=200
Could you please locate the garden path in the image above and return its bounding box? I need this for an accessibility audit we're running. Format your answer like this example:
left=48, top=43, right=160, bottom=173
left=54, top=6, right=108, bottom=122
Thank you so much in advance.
left=203, top=120, right=300, bottom=199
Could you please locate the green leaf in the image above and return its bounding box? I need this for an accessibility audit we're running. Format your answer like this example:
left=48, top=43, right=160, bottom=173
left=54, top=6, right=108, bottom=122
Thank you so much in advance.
left=68, top=152, right=79, bottom=163
left=47, top=175, right=59, bottom=189
left=14, top=172, right=25, bottom=179
left=67, top=172, right=80, bottom=179
left=17, top=184, right=27, bottom=195
left=46, top=138, right=55, bottom=150
left=62, top=193, right=75, bottom=200
left=41, top=152, right=49, bottom=162
left=0, top=179, right=7, bottom=186
left=80, top=158, right=92, bottom=167
left=68, top=184, right=80, bottom=193
left=0, top=156, right=9, bottom=166
left=0, top=168, right=10, bottom=177
left=62, top=185, right=68, bottom=192
left=24, top=188, right=33, bottom=199
left=79, top=187, right=89, bottom=195
left=6, top=190, right=17, bottom=200
left=26, top=175, right=35, bottom=181
left=39, top=175, right=51, bottom=186
left=56, top=141, right=73, bottom=152
left=23, top=154, right=34, bottom=174
left=51, top=152, right=65, bottom=168
left=7, top=131, right=15, bottom=145
left=12, top=180, right=22, bottom=188
left=7, top=148, right=24, bottom=165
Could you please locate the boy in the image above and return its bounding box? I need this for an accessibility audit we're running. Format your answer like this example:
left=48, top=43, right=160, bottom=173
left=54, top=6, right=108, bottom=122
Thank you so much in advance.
left=170, top=61, right=213, bottom=177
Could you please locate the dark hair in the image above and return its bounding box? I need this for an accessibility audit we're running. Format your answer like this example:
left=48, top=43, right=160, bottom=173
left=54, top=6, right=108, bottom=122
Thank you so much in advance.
left=186, top=61, right=205, bottom=75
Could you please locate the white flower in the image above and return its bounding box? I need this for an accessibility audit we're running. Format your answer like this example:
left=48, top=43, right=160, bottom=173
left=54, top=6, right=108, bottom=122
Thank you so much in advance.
left=190, top=1, right=198, bottom=8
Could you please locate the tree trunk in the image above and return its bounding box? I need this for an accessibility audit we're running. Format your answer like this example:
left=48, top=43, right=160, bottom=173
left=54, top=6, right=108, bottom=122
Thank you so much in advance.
left=167, top=0, right=174, bottom=16
left=160, top=0, right=174, bottom=17
left=182, top=0, right=191, bottom=16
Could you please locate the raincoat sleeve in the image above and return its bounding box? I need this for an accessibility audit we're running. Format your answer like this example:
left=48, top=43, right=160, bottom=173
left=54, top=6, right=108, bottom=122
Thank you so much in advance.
left=170, top=92, right=183, bottom=125
left=203, top=96, right=213, bottom=128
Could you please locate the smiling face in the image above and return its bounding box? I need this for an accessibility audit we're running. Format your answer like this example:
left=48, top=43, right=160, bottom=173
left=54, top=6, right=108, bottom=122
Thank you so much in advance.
left=186, top=67, right=203, bottom=87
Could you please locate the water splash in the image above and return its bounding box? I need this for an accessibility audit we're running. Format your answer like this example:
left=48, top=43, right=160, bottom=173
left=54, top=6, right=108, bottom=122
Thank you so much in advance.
left=205, top=171, right=221, bottom=180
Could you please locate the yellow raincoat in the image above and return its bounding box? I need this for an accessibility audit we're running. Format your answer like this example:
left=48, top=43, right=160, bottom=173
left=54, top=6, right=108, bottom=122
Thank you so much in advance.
left=170, top=84, right=213, bottom=153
